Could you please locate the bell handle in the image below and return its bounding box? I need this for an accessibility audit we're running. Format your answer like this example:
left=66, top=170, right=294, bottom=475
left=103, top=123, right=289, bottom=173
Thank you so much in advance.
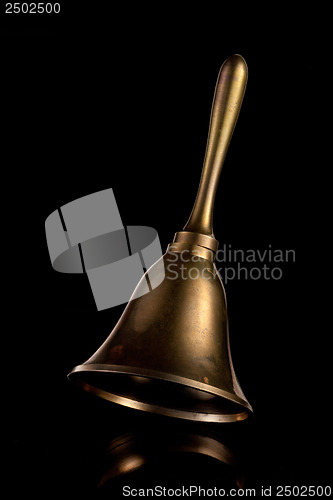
left=183, top=54, right=248, bottom=237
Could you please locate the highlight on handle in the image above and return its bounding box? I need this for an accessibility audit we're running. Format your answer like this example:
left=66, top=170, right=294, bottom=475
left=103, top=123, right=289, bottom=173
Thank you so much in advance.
left=182, top=54, right=248, bottom=242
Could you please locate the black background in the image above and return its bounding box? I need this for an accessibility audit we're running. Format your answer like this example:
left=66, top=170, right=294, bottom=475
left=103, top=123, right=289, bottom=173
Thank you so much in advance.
left=2, top=5, right=326, bottom=498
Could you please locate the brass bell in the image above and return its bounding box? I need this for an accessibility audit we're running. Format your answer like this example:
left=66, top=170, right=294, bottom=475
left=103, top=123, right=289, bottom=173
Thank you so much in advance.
left=69, top=54, right=253, bottom=422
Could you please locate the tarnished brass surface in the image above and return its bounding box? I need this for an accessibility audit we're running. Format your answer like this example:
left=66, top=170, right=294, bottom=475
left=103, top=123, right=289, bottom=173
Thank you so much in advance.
left=69, top=250, right=252, bottom=421
left=68, top=54, right=252, bottom=422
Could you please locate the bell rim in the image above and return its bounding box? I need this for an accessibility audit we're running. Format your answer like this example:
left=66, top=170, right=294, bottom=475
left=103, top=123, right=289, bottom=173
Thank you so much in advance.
left=68, top=363, right=252, bottom=423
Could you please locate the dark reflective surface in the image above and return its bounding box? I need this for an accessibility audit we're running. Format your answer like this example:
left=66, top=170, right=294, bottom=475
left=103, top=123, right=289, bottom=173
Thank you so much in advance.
left=96, top=425, right=242, bottom=492
left=66, top=404, right=251, bottom=496
left=9, top=389, right=331, bottom=497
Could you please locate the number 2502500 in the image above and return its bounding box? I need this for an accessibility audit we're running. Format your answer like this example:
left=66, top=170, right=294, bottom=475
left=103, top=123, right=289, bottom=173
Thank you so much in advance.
left=5, top=3, right=60, bottom=14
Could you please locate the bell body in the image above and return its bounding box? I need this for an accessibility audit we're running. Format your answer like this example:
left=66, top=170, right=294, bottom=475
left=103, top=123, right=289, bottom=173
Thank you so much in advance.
left=69, top=244, right=252, bottom=422
left=68, top=54, right=253, bottom=422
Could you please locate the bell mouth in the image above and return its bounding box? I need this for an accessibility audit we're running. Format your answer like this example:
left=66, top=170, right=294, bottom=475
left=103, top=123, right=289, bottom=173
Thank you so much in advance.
left=68, top=364, right=251, bottom=423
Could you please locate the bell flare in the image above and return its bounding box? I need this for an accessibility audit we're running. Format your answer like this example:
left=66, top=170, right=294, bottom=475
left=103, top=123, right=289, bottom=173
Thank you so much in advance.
left=68, top=247, right=252, bottom=423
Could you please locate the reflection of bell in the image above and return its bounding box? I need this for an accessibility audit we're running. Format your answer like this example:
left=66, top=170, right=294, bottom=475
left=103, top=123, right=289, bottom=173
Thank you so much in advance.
left=69, top=54, right=253, bottom=422
left=97, top=426, right=243, bottom=490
